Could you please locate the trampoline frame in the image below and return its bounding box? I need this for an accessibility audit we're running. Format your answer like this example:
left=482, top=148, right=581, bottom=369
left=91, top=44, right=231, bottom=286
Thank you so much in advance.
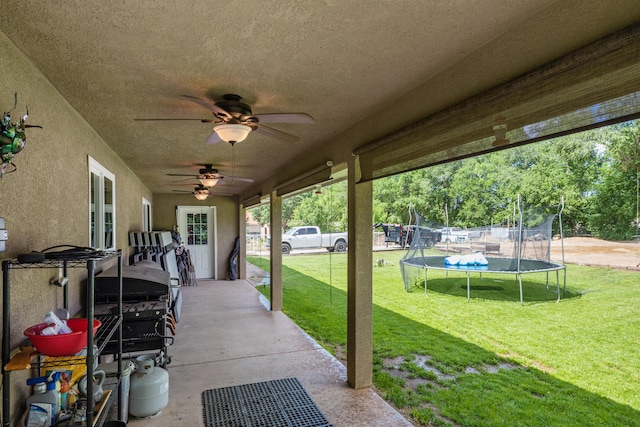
left=401, top=256, right=566, bottom=304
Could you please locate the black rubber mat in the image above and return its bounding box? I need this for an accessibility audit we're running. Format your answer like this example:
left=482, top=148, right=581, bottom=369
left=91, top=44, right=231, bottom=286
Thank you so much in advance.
left=202, top=377, right=334, bottom=427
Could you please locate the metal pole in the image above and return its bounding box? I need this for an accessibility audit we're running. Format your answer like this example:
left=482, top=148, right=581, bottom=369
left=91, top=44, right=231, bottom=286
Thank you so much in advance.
left=63, top=261, right=69, bottom=309
left=466, top=272, right=470, bottom=301
left=424, top=266, right=428, bottom=297
left=516, top=195, right=523, bottom=273
left=2, top=261, right=11, bottom=427
left=117, top=251, right=123, bottom=419
left=86, top=259, right=95, bottom=427
left=518, top=274, right=523, bottom=305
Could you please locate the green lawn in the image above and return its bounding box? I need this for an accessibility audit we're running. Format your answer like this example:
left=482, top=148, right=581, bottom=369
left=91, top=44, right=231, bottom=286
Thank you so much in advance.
left=248, top=251, right=640, bottom=426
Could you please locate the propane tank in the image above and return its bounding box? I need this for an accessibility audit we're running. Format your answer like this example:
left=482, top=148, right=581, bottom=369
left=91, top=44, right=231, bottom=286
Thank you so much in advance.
left=129, top=354, right=169, bottom=418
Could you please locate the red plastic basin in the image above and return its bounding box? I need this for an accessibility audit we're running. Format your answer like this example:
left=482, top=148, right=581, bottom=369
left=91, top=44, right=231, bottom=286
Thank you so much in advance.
left=24, top=318, right=102, bottom=357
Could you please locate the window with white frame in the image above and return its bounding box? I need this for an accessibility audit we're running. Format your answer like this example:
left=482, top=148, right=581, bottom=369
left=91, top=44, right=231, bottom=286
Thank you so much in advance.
left=142, top=197, right=152, bottom=232
left=89, top=156, right=116, bottom=250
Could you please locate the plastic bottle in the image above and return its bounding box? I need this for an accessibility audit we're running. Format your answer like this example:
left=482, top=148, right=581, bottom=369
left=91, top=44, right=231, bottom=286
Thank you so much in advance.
left=44, top=311, right=72, bottom=334
left=58, top=371, right=70, bottom=411
left=40, top=325, right=59, bottom=336
left=26, top=382, right=47, bottom=407
left=26, top=372, right=61, bottom=424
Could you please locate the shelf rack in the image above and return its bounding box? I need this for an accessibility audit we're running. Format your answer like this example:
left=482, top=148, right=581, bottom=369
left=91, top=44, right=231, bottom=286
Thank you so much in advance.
left=2, top=250, right=123, bottom=427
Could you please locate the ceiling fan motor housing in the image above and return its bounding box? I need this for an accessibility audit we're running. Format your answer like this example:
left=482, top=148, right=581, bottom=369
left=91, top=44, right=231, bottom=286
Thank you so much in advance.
left=216, top=94, right=254, bottom=119
left=199, top=164, right=219, bottom=175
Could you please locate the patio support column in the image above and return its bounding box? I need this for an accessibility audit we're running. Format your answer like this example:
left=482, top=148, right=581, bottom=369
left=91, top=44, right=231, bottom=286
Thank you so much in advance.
left=270, top=191, right=283, bottom=311
left=238, top=203, right=247, bottom=279
left=347, top=157, right=373, bottom=389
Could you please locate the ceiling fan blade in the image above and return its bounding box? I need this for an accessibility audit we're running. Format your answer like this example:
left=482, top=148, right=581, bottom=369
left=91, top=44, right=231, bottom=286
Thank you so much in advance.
left=134, top=118, right=207, bottom=121
left=254, top=113, right=314, bottom=124
left=167, top=173, right=200, bottom=177
left=208, top=192, right=234, bottom=197
left=220, top=175, right=254, bottom=183
left=205, top=131, right=223, bottom=145
left=254, top=124, right=298, bottom=143
left=182, top=95, right=232, bottom=119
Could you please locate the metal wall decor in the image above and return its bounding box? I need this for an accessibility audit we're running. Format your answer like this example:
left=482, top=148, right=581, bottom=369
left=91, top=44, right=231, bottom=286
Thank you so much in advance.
left=1, top=93, right=41, bottom=177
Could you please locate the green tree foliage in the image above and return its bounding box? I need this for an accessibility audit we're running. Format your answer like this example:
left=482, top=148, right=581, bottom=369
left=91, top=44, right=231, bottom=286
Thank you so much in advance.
left=290, top=181, right=348, bottom=232
left=250, top=204, right=269, bottom=227
left=248, top=193, right=309, bottom=231
left=588, top=121, right=640, bottom=239
left=372, top=127, right=617, bottom=236
left=448, top=153, right=513, bottom=227
left=503, top=134, right=601, bottom=234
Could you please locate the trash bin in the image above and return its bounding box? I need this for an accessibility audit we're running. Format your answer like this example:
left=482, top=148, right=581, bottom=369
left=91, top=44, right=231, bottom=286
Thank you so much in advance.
left=98, top=360, right=135, bottom=423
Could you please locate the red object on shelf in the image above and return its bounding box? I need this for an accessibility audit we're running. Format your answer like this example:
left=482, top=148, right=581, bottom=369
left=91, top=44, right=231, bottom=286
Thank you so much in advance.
left=23, top=318, right=102, bottom=356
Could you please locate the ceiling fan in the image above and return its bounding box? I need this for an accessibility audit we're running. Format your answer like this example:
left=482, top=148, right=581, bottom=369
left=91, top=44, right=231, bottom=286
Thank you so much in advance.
left=167, top=164, right=253, bottom=187
left=172, top=184, right=232, bottom=201
left=136, top=94, right=314, bottom=145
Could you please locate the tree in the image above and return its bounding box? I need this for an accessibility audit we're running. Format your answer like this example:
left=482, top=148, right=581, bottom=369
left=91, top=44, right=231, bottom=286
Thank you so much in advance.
left=249, top=204, right=269, bottom=227
left=290, top=181, right=348, bottom=231
left=589, top=121, right=640, bottom=239
left=247, top=193, right=309, bottom=231
left=509, top=134, right=601, bottom=235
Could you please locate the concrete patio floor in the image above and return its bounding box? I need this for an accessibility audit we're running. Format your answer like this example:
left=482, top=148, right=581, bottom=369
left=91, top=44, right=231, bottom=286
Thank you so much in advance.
left=124, top=274, right=412, bottom=426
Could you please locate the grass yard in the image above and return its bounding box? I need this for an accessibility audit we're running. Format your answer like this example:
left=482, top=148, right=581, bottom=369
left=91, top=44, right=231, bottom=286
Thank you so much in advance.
left=248, top=250, right=640, bottom=426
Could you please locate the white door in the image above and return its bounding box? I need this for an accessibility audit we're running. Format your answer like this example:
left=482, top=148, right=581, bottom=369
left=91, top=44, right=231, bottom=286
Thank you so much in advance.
left=177, top=206, right=217, bottom=279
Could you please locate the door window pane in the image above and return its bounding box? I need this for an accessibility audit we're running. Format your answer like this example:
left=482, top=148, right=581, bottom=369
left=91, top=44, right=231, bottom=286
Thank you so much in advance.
left=142, top=197, right=152, bottom=231
left=187, top=213, right=208, bottom=245
left=89, top=157, right=116, bottom=250
left=104, top=177, right=113, bottom=249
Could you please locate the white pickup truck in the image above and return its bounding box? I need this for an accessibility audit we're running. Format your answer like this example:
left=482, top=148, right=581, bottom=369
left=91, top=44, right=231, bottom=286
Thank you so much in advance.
left=440, top=227, right=469, bottom=243
left=269, top=226, right=348, bottom=254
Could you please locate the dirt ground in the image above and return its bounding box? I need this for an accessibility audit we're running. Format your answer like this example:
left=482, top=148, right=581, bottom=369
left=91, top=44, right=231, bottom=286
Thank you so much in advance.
left=548, top=236, right=640, bottom=270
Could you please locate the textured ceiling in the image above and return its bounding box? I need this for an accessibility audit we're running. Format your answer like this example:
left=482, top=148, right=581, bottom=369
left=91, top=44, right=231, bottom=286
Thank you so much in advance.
left=2, top=1, right=640, bottom=199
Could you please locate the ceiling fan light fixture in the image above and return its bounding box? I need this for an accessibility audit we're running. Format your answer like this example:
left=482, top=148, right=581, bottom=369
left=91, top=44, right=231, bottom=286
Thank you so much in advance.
left=199, top=176, right=219, bottom=187
left=194, top=190, right=209, bottom=201
left=214, top=124, right=252, bottom=144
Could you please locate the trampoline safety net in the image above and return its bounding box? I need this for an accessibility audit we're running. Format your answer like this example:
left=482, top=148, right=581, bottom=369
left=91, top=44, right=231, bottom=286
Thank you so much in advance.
left=400, top=198, right=563, bottom=292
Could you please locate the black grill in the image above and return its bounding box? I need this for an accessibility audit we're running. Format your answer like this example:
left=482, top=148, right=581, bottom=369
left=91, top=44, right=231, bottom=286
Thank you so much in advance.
left=94, top=265, right=171, bottom=358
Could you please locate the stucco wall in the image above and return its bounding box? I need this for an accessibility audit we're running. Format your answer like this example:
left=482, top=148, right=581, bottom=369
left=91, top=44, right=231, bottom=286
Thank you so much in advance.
left=1, top=31, right=153, bottom=421
left=152, top=193, right=239, bottom=279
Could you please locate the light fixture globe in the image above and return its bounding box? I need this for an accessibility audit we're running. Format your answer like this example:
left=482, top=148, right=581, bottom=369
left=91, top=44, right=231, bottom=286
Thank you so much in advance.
left=199, top=175, right=219, bottom=187
left=213, top=124, right=252, bottom=144
left=193, top=190, right=209, bottom=201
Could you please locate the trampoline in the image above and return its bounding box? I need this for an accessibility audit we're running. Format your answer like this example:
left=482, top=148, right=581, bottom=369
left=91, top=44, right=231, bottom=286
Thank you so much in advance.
left=399, top=196, right=567, bottom=304
left=400, top=255, right=566, bottom=304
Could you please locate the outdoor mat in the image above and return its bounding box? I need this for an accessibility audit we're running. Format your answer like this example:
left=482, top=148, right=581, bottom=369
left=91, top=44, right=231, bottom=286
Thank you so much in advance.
left=202, top=377, right=334, bottom=427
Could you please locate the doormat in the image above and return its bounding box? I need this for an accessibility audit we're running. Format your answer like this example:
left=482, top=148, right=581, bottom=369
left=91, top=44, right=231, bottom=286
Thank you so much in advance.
left=202, top=377, right=334, bottom=427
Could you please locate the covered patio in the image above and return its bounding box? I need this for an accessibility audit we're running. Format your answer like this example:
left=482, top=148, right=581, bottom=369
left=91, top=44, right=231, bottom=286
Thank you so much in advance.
left=125, top=273, right=410, bottom=427
left=2, top=2, right=640, bottom=426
